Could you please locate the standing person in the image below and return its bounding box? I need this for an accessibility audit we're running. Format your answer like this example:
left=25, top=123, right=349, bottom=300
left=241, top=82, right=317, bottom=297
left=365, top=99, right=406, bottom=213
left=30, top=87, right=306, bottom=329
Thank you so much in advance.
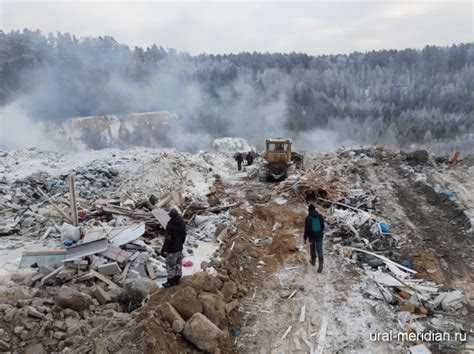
left=246, top=151, right=254, bottom=166
left=304, top=204, right=325, bottom=272
left=161, top=209, right=186, bottom=287
left=235, top=152, right=244, bottom=171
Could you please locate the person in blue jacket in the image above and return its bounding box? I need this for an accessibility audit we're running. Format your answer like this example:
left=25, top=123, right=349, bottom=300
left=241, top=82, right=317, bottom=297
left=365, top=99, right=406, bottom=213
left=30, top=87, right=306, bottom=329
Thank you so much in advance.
left=304, top=204, right=325, bottom=272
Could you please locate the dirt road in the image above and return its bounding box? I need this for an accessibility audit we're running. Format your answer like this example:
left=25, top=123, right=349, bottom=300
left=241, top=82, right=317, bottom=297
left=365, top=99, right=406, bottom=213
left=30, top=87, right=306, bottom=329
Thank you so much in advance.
left=235, top=215, right=403, bottom=353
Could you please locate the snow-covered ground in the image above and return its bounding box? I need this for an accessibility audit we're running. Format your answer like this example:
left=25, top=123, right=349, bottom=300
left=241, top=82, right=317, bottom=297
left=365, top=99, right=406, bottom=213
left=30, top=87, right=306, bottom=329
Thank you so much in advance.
left=0, top=144, right=241, bottom=279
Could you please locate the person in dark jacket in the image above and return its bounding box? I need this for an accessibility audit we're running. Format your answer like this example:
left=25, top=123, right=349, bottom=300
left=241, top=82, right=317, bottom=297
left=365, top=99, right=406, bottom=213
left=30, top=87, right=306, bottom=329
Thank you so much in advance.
left=304, top=204, right=325, bottom=272
left=246, top=151, right=254, bottom=166
left=235, top=152, right=244, bottom=171
left=161, top=209, right=186, bottom=287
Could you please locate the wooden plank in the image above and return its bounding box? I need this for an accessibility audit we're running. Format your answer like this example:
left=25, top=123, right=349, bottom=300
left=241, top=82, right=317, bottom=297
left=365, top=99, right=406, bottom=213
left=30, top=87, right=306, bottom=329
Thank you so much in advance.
left=89, top=269, right=121, bottom=290
left=206, top=202, right=241, bottom=213
left=155, top=194, right=172, bottom=208
left=40, top=227, right=53, bottom=240
left=347, top=247, right=417, bottom=274
left=40, top=265, right=64, bottom=286
left=281, top=325, right=292, bottom=341
left=121, top=262, right=131, bottom=280
left=299, top=304, right=306, bottom=322
left=317, top=197, right=371, bottom=214
left=68, top=175, right=78, bottom=226
left=36, top=187, right=74, bottom=224
left=316, top=316, right=328, bottom=354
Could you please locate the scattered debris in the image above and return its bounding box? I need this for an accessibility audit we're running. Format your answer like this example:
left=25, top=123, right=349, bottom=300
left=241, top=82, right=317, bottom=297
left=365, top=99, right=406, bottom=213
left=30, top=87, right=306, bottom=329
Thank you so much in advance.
left=0, top=145, right=471, bottom=353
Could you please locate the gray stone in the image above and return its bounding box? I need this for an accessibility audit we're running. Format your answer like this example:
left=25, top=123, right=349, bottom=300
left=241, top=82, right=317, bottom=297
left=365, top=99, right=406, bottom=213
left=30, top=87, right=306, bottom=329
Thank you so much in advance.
left=97, top=262, right=121, bottom=275
left=55, top=286, right=93, bottom=312
left=0, top=339, right=9, bottom=351
left=169, top=286, right=203, bottom=320
left=221, top=280, right=237, bottom=300
left=24, top=343, right=46, bottom=354
left=54, top=331, right=67, bottom=340
left=123, top=277, right=157, bottom=298
left=26, top=306, right=47, bottom=319
left=225, top=300, right=239, bottom=314
left=93, top=286, right=111, bottom=305
left=65, top=317, right=83, bottom=335
left=14, top=325, right=24, bottom=334
left=183, top=313, right=225, bottom=352
left=199, top=292, right=226, bottom=328
left=156, top=302, right=185, bottom=333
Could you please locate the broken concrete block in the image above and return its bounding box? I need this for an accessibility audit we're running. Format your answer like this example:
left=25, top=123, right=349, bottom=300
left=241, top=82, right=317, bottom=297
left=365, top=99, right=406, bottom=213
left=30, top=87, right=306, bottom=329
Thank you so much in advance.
left=170, top=286, right=203, bottom=320
left=123, top=277, right=157, bottom=298
left=65, top=317, right=83, bottom=335
left=156, top=302, right=185, bottom=333
left=26, top=306, right=47, bottom=320
left=189, top=272, right=223, bottom=293
left=198, top=292, right=226, bottom=328
left=55, top=286, right=93, bottom=312
left=183, top=312, right=225, bottom=353
left=225, top=300, right=239, bottom=314
left=64, top=260, right=89, bottom=271
left=53, top=331, right=67, bottom=340
left=93, top=286, right=111, bottom=305
left=24, top=343, right=46, bottom=354
left=98, top=262, right=121, bottom=276
left=0, top=339, right=10, bottom=351
left=440, top=290, right=464, bottom=311
left=100, top=245, right=130, bottom=264
left=108, top=287, right=125, bottom=302
left=128, top=252, right=149, bottom=278
left=221, top=280, right=237, bottom=300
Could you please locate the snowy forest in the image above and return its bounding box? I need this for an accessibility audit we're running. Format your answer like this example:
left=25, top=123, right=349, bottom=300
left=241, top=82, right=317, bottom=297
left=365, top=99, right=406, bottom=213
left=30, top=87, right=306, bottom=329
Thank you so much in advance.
left=1, top=29, right=473, bottom=150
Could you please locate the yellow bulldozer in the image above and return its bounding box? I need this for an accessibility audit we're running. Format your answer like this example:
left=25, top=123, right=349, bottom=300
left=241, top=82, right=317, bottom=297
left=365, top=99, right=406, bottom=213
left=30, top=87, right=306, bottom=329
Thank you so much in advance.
left=260, top=138, right=303, bottom=181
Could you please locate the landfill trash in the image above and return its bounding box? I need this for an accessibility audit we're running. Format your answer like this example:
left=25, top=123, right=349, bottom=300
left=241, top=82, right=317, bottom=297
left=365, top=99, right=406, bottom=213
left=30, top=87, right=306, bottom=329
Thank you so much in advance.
left=183, top=259, right=194, bottom=267
left=60, top=224, right=81, bottom=242
left=1, top=144, right=472, bottom=353
left=409, top=344, right=432, bottom=354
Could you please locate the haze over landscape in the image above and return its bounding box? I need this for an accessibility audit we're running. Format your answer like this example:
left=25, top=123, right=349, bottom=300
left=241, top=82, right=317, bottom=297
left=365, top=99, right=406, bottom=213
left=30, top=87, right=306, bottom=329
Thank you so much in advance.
left=1, top=3, right=474, bottom=354
left=1, top=1, right=473, bottom=151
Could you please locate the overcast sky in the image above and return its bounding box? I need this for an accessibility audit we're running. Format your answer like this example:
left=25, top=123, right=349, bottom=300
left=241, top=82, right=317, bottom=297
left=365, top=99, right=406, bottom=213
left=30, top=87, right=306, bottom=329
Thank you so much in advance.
left=1, top=1, right=473, bottom=55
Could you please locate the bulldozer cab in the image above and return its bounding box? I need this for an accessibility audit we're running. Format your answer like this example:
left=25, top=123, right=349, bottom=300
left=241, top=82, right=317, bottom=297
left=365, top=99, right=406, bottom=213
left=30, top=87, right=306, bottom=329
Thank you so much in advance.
left=265, top=138, right=292, bottom=163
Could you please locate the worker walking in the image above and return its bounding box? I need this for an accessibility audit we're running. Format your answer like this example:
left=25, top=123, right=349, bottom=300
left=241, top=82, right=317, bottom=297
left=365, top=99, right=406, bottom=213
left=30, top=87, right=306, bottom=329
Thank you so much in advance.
left=246, top=151, right=254, bottom=166
left=235, top=152, right=244, bottom=171
left=161, top=208, right=186, bottom=287
left=304, top=204, right=325, bottom=272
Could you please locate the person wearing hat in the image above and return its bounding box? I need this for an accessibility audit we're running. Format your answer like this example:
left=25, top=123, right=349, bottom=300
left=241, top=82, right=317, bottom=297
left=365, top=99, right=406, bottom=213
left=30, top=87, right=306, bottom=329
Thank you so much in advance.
left=304, top=204, right=325, bottom=272
left=161, top=208, right=187, bottom=287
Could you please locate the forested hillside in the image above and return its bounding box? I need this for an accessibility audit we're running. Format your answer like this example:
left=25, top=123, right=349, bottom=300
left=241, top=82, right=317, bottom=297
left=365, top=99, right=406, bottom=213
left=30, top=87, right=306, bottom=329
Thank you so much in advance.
left=1, top=29, right=473, bottom=150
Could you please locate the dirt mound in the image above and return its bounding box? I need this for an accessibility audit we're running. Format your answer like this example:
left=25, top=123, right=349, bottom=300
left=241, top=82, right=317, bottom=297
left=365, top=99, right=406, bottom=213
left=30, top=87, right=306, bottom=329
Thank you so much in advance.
left=397, top=181, right=473, bottom=286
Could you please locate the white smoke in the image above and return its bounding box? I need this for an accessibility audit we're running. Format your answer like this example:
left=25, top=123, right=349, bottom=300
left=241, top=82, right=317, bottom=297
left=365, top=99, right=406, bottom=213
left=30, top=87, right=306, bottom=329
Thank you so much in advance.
left=0, top=103, right=52, bottom=150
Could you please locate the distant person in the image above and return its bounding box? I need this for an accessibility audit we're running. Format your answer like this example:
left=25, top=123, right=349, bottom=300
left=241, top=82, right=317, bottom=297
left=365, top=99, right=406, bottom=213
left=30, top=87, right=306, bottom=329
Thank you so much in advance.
left=304, top=204, right=325, bottom=272
left=246, top=151, right=254, bottom=166
left=161, top=209, right=186, bottom=287
left=235, top=152, right=244, bottom=171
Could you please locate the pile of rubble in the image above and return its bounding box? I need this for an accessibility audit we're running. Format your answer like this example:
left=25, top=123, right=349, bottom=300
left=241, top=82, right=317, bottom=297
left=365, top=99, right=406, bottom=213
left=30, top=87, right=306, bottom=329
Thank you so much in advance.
left=1, top=144, right=472, bottom=353
left=265, top=146, right=472, bottom=352
left=0, top=147, right=240, bottom=352
left=312, top=148, right=471, bottom=352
